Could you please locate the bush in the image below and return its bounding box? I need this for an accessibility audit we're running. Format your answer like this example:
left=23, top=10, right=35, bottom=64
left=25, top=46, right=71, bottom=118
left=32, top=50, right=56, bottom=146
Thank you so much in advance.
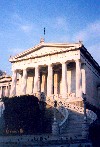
left=2, top=95, right=53, bottom=135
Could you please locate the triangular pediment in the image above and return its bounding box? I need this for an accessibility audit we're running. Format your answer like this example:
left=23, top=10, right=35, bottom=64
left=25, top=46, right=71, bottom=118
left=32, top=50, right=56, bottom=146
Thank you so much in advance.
left=9, top=42, right=82, bottom=62
left=0, top=75, right=11, bottom=83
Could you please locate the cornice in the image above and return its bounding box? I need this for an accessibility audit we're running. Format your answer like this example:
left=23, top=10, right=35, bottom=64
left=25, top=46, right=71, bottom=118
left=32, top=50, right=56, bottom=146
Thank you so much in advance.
left=0, top=76, right=12, bottom=83
left=9, top=42, right=82, bottom=62
left=81, top=46, right=100, bottom=74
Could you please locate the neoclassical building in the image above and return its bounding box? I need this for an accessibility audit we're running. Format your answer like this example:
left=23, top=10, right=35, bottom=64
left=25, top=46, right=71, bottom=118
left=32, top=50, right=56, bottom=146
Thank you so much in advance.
left=0, top=39, right=100, bottom=108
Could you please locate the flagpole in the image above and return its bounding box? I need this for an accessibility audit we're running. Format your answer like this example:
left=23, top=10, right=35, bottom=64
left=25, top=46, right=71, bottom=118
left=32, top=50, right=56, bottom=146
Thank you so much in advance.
left=44, top=27, right=45, bottom=41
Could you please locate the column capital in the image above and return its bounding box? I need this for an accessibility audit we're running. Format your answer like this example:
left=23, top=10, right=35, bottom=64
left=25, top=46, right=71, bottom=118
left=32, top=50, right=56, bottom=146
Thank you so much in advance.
left=34, top=65, right=40, bottom=70
left=48, top=64, right=53, bottom=67
left=61, top=61, right=69, bottom=65
left=23, top=68, right=27, bottom=71
left=12, top=69, right=17, bottom=73
left=75, top=59, right=81, bottom=63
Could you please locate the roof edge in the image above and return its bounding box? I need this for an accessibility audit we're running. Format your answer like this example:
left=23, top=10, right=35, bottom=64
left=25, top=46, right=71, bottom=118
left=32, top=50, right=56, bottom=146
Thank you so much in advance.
left=9, top=42, right=82, bottom=62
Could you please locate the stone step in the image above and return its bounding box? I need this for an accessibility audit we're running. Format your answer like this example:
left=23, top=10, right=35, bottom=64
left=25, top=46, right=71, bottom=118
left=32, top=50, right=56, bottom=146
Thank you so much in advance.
left=62, top=126, right=82, bottom=132
left=62, top=132, right=83, bottom=138
left=60, top=108, right=90, bottom=137
left=67, top=120, right=84, bottom=124
left=48, top=100, right=90, bottom=139
left=68, top=117, right=91, bottom=123
left=65, top=128, right=82, bottom=133
left=65, top=125, right=82, bottom=129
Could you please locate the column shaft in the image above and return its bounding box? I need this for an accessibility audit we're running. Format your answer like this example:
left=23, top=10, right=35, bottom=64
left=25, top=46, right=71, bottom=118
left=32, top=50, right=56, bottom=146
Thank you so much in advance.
left=0, top=87, right=3, bottom=98
left=54, top=73, right=59, bottom=94
left=18, top=73, right=22, bottom=95
left=82, top=63, right=86, bottom=94
left=47, top=64, right=53, bottom=96
left=34, top=66, right=40, bottom=94
left=76, top=60, right=82, bottom=97
left=10, top=70, right=17, bottom=97
left=22, top=69, right=27, bottom=95
left=62, top=62, right=67, bottom=98
left=5, top=86, right=9, bottom=97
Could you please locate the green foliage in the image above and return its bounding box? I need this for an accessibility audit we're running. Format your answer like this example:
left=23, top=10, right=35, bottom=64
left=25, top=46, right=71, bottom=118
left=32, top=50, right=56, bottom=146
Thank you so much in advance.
left=2, top=95, right=53, bottom=135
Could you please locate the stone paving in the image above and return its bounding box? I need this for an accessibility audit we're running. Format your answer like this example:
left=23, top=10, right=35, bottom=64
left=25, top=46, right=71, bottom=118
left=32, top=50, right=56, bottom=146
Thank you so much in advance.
left=0, top=134, right=92, bottom=147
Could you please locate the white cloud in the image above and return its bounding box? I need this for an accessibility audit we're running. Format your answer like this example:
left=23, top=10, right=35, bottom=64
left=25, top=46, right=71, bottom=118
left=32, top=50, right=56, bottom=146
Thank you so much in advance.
left=9, top=48, right=25, bottom=56
left=90, top=21, right=100, bottom=33
left=72, top=20, right=100, bottom=65
left=54, top=17, right=68, bottom=31
left=55, top=17, right=66, bottom=26
left=43, top=16, right=68, bottom=31
left=11, top=13, right=34, bottom=33
left=73, top=20, right=100, bottom=42
left=20, top=25, right=33, bottom=33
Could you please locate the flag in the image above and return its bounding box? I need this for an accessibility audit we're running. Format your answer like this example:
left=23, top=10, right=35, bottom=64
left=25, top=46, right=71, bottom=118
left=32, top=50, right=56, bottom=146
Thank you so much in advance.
left=44, top=27, right=45, bottom=35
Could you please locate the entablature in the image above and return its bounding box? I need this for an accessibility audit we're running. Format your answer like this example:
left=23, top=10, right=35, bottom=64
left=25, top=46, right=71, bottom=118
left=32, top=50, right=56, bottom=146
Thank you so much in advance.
left=9, top=42, right=82, bottom=63
left=11, top=50, right=80, bottom=71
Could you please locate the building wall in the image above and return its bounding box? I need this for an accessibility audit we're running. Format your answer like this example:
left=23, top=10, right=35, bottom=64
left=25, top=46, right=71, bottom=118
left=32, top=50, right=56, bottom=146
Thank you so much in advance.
left=81, top=53, right=100, bottom=108
left=86, top=63, right=100, bottom=107
left=26, top=75, right=34, bottom=94
left=98, top=87, right=100, bottom=106
left=1, top=43, right=99, bottom=109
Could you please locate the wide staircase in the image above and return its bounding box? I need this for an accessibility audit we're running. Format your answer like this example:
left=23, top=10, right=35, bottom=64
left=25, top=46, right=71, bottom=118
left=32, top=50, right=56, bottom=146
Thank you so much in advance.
left=0, top=95, right=97, bottom=139
left=61, top=109, right=90, bottom=139
left=46, top=95, right=97, bottom=139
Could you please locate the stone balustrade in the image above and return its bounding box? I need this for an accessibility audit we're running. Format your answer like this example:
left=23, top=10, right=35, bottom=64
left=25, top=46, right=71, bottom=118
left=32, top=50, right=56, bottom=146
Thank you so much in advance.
left=0, top=102, right=5, bottom=118
left=58, top=106, right=69, bottom=134
left=86, top=109, right=97, bottom=123
left=46, top=96, right=69, bottom=134
left=46, top=95, right=95, bottom=136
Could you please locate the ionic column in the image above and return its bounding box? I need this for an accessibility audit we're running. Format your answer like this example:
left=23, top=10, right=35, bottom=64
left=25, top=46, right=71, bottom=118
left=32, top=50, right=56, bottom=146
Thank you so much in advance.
left=82, top=63, right=86, bottom=94
left=22, top=69, right=27, bottom=95
left=41, top=74, right=46, bottom=92
left=62, top=62, right=68, bottom=98
left=76, top=59, right=82, bottom=97
left=47, top=64, right=53, bottom=96
left=8, top=83, right=10, bottom=97
left=0, top=87, right=3, bottom=98
left=5, top=85, right=9, bottom=97
left=54, top=73, right=58, bottom=95
left=10, top=70, right=17, bottom=97
left=34, top=66, right=40, bottom=94
left=18, top=73, right=22, bottom=95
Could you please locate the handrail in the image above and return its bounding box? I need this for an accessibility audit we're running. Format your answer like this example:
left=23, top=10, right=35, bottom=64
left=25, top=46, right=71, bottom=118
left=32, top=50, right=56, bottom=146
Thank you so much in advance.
left=58, top=106, right=69, bottom=127
left=46, top=97, right=69, bottom=131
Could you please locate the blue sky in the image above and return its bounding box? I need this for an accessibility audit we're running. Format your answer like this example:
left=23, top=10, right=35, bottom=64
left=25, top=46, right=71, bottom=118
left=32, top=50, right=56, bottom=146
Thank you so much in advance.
left=0, top=0, right=100, bottom=75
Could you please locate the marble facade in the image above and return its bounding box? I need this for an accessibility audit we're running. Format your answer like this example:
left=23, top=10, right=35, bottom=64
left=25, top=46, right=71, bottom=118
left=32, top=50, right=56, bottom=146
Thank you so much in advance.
left=0, top=39, right=100, bottom=108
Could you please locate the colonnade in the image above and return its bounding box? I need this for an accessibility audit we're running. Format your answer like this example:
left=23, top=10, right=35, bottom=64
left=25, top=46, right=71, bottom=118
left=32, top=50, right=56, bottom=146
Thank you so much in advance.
left=10, top=59, right=85, bottom=98
left=0, top=84, right=10, bottom=98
